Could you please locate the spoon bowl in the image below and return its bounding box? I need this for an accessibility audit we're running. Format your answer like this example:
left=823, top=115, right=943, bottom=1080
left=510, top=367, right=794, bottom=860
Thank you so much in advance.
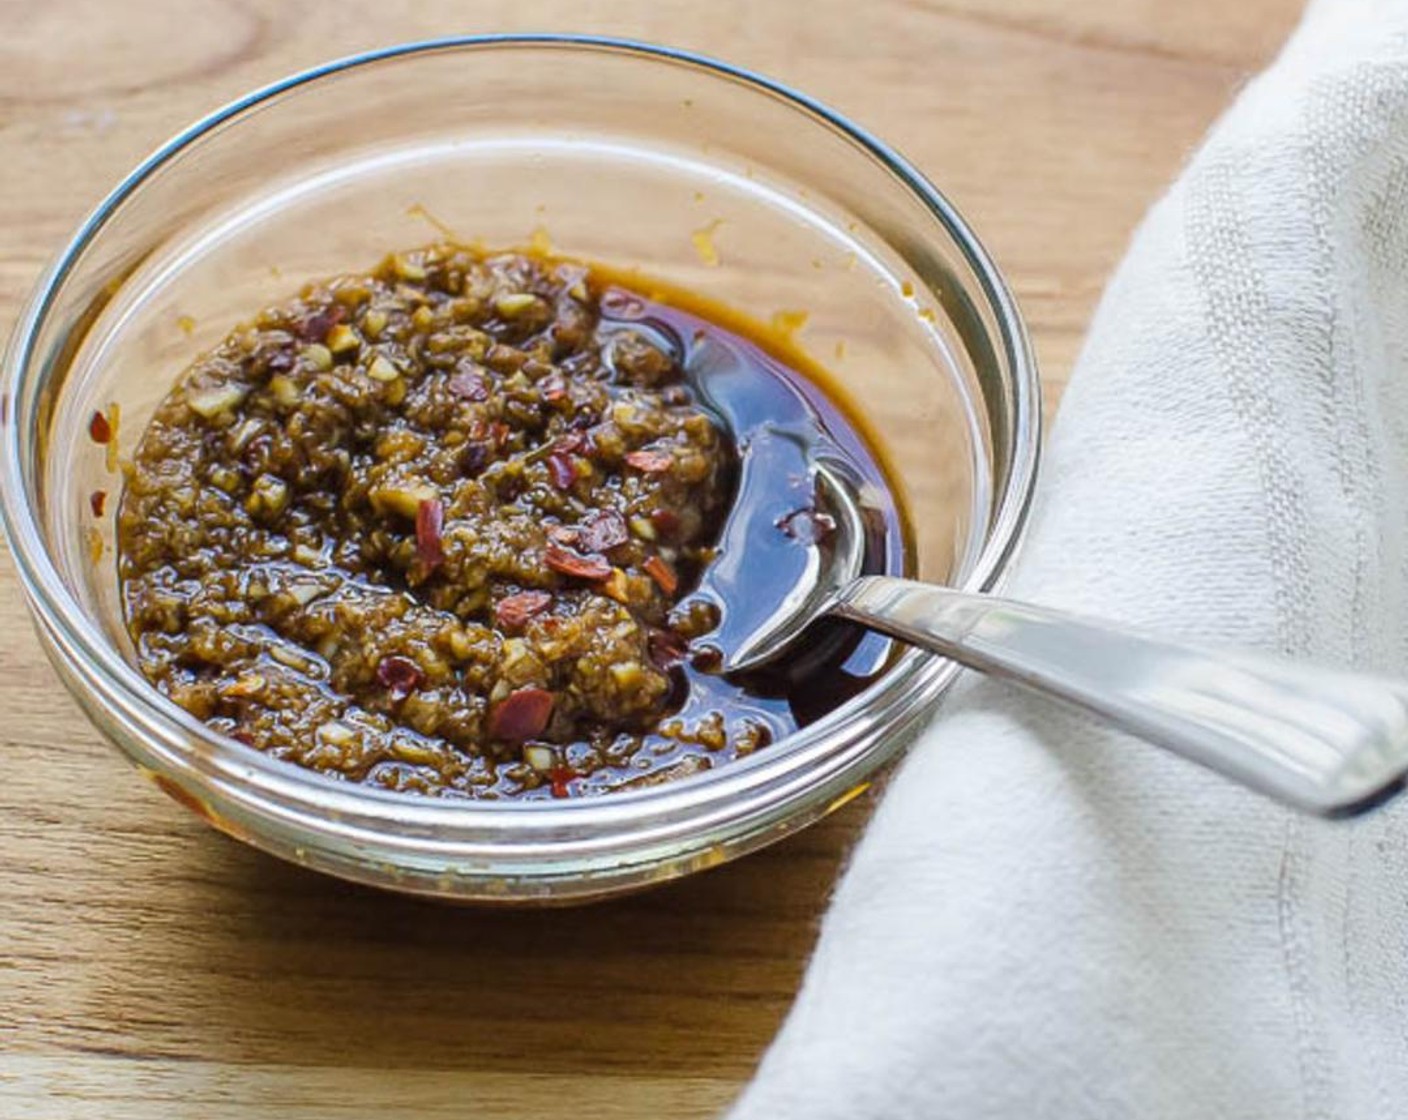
left=719, top=458, right=1408, bottom=818
left=721, top=460, right=867, bottom=674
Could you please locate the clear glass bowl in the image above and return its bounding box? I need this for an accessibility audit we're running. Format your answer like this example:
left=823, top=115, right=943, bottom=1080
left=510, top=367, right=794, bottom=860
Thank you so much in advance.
left=0, top=36, right=1039, bottom=903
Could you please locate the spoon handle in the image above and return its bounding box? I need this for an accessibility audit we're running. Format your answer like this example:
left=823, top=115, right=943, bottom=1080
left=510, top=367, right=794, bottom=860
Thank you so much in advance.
left=834, top=575, right=1408, bottom=816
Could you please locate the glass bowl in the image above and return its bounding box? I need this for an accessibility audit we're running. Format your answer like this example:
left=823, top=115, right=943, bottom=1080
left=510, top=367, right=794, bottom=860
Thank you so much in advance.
left=0, top=36, right=1039, bottom=903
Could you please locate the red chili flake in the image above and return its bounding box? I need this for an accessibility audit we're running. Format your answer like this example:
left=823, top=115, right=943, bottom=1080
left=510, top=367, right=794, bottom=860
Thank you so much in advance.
left=89, top=490, right=107, bottom=517
left=648, top=628, right=690, bottom=670
left=578, top=509, right=628, bottom=553
left=545, top=450, right=578, bottom=490
left=649, top=509, right=681, bottom=538
left=625, top=449, right=672, bottom=473
left=296, top=303, right=345, bottom=342
left=600, top=288, right=647, bottom=320
left=488, top=687, right=554, bottom=741
left=416, top=497, right=445, bottom=572
left=547, top=764, right=576, bottom=799
left=448, top=368, right=489, bottom=401
left=642, top=555, right=679, bottom=595
left=495, top=590, right=553, bottom=631
left=490, top=421, right=511, bottom=448
left=229, top=729, right=255, bottom=747
left=376, top=655, right=425, bottom=702
left=545, top=542, right=611, bottom=581
left=88, top=410, right=112, bottom=444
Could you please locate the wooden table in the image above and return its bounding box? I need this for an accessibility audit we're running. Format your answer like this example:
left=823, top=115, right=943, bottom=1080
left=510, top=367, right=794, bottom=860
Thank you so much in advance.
left=1, top=2, right=1302, bottom=1115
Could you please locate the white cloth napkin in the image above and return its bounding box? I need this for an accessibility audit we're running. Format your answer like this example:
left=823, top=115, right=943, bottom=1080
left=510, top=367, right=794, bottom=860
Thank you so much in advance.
left=729, top=2, right=1408, bottom=1116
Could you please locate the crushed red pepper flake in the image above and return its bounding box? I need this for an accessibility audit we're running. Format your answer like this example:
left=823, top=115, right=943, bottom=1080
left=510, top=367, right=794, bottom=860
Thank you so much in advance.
left=547, top=764, right=576, bottom=799
left=545, top=450, right=578, bottom=490
left=489, top=687, right=554, bottom=741
left=650, top=508, right=681, bottom=537
left=297, top=303, right=345, bottom=342
left=375, top=655, right=425, bottom=702
left=495, top=590, right=553, bottom=631
left=579, top=509, right=628, bottom=553
left=648, top=628, right=690, bottom=670
left=88, top=410, right=112, bottom=444
left=625, top=449, right=672, bottom=473
left=544, top=542, right=612, bottom=581
left=643, top=554, right=679, bottom=595
left=416, top=497, right=445, bottom=571
left=89, top=490, right=107, bottom=517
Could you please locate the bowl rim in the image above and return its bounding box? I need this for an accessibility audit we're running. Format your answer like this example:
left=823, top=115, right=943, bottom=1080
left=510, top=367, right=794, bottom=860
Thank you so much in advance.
left=0, top=34, right=1040, bottom=860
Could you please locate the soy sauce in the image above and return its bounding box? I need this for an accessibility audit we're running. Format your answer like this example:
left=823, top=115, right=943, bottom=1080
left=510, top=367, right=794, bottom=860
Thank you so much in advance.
left=591, top=282, right=910, bottom=792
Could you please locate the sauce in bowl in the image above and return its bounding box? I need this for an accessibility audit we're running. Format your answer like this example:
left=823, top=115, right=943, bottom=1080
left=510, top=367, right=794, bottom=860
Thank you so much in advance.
left=115, top=244, right=907, bottom=799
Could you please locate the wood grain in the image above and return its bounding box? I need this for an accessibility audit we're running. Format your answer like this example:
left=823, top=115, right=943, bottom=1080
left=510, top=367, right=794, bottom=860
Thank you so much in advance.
left=0, top=1, right=1302, bottom=1115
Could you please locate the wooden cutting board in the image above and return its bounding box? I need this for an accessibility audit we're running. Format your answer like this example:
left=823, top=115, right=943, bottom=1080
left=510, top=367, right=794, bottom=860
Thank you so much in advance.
left=0, top=1, right=1299, bottom=1115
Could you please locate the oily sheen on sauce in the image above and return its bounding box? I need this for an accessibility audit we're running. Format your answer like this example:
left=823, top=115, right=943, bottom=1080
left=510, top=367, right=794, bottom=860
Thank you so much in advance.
left=113, top=245, right=907, bottom=800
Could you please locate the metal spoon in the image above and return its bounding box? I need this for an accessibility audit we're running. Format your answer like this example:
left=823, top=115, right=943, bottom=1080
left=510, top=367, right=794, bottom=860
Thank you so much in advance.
left=720, top=460, right=1408, bottom=817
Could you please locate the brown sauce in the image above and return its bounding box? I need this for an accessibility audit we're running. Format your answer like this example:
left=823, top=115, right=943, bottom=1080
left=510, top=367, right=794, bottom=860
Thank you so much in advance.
left=594, top=283, right=909, bottom=777
left=114, top=245, right=908, bottom=800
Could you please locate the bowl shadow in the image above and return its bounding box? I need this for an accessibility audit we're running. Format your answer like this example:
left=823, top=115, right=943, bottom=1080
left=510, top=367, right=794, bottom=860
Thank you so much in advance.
left=86, top=793, right=874, bottom=1083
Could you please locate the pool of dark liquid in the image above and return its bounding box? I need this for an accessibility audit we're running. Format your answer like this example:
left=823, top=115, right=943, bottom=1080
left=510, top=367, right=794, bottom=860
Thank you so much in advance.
left=583, top=284, right=909, bottom=795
